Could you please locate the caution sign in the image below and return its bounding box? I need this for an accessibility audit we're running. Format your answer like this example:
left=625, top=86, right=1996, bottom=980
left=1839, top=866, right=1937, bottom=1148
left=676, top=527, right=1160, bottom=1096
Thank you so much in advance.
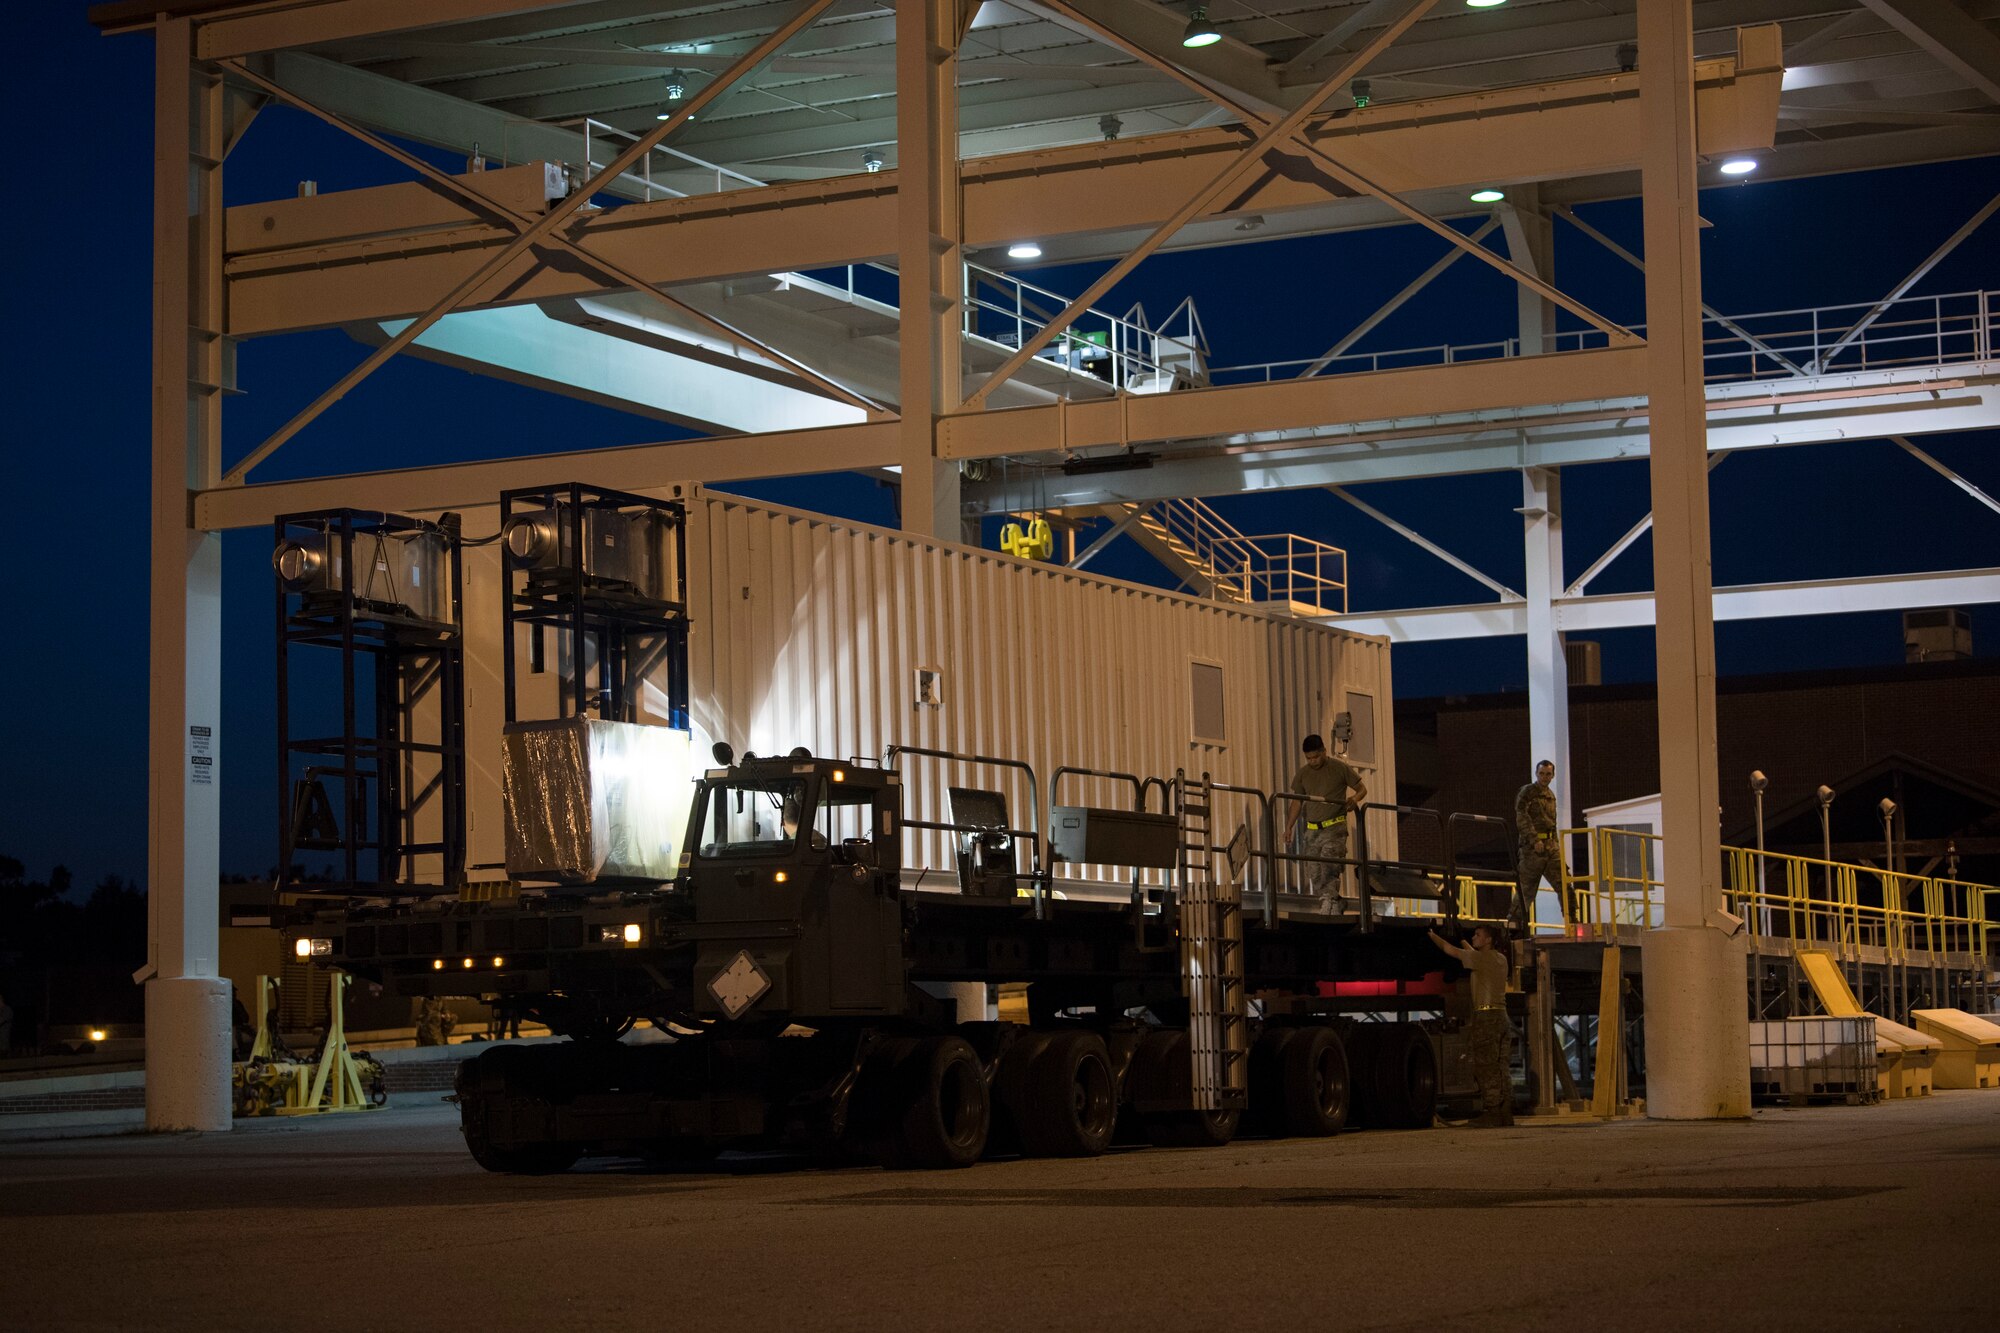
left=188, top=725, right=214, bottom=787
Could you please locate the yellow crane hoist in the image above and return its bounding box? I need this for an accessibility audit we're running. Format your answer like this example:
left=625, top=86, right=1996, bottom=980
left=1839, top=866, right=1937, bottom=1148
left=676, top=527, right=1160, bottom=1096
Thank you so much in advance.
left=1000, top=515, right=1054, bottom=561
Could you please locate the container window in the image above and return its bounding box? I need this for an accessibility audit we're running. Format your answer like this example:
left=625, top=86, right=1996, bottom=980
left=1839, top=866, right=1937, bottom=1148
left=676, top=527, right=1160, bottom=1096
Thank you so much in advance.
left=1191, top=661, right=1226, bottom=746
left=1344, top=691, right=1375, bottom=764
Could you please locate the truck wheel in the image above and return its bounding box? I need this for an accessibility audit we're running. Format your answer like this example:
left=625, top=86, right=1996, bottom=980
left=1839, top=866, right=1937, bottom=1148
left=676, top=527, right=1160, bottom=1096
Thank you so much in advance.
left=1369, top=1024, right=1439, bottom=1129
left=464, top=1131, right=582, bottom=1175
left=1018, top=1031, right=1117, bottom=1157
left=1280, top=1026, right=1351, bottom=1137
left=987, top=1030, right=1051, bottom=1157
left=1146, top=1106, right=1241, bottom=1149
left=1246, top=1028, right=1297, bottom=1137
left=887, top=1036, right=990, bottom=1169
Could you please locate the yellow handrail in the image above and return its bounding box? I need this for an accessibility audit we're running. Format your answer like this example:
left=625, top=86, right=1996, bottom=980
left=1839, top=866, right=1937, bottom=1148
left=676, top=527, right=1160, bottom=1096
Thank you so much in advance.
left=1375, top=826, right=1995, bottom=969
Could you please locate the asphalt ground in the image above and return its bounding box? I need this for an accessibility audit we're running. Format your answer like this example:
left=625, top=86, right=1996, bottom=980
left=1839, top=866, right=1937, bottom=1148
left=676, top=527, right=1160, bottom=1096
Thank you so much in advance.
left=2, top=1090, right=1994, bottom=1331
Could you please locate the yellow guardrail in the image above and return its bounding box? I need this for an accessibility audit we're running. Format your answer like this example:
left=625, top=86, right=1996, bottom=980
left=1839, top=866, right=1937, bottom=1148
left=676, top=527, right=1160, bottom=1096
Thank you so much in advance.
left=1377, top=826, right=1997, bottom=967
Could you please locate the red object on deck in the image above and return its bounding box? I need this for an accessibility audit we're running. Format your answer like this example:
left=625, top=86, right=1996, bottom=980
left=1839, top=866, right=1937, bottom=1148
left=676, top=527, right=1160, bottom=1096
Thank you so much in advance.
left=1317, top=971, right=1448, bottom=998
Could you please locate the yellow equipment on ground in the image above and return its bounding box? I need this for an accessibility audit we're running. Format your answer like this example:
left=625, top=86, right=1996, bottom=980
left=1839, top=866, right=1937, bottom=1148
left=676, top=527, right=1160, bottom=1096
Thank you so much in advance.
left=232, top=974, right=387, bottom=1117
left=1000, top=516, right=1054, bottom=561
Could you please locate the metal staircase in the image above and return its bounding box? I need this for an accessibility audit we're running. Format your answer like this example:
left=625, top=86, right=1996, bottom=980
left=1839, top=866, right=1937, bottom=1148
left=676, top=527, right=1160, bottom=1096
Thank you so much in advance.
left=1177, top=772, right=1249, bottom=1113
left=1093, top=499, right=1350, bottom=616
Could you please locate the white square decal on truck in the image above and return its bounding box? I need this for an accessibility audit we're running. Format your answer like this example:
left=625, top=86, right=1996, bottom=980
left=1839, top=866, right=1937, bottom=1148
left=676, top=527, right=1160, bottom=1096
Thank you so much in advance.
left=709, top=950, right=771, bottom=1019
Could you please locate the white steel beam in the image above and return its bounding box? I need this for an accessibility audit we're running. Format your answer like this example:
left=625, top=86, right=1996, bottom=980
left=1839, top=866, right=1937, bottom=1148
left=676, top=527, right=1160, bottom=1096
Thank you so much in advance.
left=1893, top=435, right=2000, bottom=516
left=963, top=360, right=2000, bottom=510
left=221, top=56, right=876, bottom=419
left=1326, top=485, right=1519, bottom=599
left=193, top=422, right=900, bottom=531
left=355, top=306, right=867, bottom=434
left=1554, top=203, right=1806, bottom=377
left=942, top=344, right=1649, bottom=458
left=1638, top=0, right=1745, bottom=1121
left=1857, top=0, right=2000, bottom=101
left=1809, top=190, right=2000, bottom=373
left=145, top=17, right=231, bottom=1135
left=1328, top=568, right=2000, bottom=640
left=959, top=0, right=1438, bottom=409
left=896, top=0, right=966, bottom=539
left=1521, top=466, right=1572, bottom=830
left=219, top=0, right=845, bottom=485
left=220, top=49, right=1782, bottom=338
left=1564, top=451, right=1731, bottom=597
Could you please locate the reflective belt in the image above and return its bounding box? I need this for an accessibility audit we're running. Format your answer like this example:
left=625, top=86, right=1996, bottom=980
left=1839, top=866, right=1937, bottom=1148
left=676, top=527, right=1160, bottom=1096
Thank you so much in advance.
left=1306, top=815, right=1346, bottom=831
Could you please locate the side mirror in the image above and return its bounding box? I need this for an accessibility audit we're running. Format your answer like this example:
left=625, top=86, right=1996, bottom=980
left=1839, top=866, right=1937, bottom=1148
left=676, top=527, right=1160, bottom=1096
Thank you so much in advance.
left=711, top=741, right=735, bottom=766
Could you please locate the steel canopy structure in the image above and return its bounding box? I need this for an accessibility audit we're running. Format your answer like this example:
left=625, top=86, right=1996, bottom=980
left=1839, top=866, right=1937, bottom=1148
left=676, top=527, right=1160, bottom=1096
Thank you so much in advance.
left=101, top=0, right=2000, bottom=1131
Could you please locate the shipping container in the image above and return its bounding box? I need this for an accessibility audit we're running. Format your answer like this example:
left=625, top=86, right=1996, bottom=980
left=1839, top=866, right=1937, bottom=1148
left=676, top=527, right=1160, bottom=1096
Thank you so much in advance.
left=456, top=485, right=1395, bottom=893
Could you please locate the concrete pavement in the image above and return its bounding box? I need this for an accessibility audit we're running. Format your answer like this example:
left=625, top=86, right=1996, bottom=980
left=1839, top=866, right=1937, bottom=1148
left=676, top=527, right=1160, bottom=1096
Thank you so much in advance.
left=1, top=1091, right=1993, bottom=1331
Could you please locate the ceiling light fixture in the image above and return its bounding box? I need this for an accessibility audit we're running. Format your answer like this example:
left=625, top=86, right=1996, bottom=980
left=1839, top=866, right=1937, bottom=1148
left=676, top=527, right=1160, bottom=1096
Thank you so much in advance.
left=1469, top=188, right=1506, bottom=203
left=863, top=150, right=883, bottom=173
left=1350, top=79, right=1371, bottom=108
left=1466, top=0, right=1507, bottom=8
left=1719, top=158, right=1757, bottom=176
left=1007, top=241, right=1044, bottom=260
left=1182, top=5, right=1222, bottom=47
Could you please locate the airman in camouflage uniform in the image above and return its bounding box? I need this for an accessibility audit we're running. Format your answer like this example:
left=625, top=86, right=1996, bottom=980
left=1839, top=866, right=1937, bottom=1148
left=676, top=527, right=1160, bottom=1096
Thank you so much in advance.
left=1431, top=924, right=1514, bottom=1126
left=1282, top=733, right=1367, bottom=911
left=1515, top=759, right=1568, bottom=925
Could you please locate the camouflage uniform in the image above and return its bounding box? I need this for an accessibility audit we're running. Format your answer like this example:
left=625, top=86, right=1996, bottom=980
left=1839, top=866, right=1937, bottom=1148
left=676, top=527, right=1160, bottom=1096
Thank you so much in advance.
left=415, top=997, right=452, bottom=1047
left=1515, top=780, right=1568, bottom=923
left=1470, top=1009, right=1514, bottom=1120
left=1293, top=756, right=1362, bottom=910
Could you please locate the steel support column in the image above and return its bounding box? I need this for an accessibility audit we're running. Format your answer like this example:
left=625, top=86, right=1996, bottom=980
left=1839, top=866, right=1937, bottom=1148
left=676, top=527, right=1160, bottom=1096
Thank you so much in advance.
left=896, top=0, right=965, bottom=539
left=1636, top=0, right=1749, bottom=1121
left=145, top=18, right=232, bottom=1133
left=1521, top=467, right=1572, bottom=830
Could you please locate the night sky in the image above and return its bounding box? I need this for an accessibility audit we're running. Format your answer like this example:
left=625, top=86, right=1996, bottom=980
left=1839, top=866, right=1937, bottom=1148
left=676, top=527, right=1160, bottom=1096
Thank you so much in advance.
left=3, top=6, right=1996, bottom=888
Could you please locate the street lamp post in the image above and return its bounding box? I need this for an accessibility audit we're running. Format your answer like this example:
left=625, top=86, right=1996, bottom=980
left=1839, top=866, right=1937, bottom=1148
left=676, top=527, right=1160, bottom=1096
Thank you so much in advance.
left=1750, top=771, right=1769, bottom=937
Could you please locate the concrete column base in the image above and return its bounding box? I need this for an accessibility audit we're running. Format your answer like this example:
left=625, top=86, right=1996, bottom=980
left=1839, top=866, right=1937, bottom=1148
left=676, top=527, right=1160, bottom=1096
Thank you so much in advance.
left=144, top=976, right=234, bottom=1132
left=1640, top=926, right=1751, bottom=1119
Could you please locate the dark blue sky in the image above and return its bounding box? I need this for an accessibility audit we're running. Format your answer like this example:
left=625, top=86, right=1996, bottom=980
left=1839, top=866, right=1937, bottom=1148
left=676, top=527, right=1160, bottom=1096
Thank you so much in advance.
left=3, top=6, right=1996, bottom=887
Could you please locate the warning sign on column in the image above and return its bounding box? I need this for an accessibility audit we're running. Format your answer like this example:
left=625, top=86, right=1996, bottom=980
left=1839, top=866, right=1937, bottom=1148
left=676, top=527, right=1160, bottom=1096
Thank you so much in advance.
left=189, top=724, right=214, bottom=787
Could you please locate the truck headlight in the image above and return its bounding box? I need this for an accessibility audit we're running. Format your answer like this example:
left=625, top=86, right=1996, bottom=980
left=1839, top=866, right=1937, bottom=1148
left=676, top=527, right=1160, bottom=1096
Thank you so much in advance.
left=294, top=937, right=332, bottom=958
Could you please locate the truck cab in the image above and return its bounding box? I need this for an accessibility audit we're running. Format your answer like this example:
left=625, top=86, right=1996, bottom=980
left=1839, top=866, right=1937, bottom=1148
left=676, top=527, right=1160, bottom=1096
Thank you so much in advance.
left=682, top=753, right=906, bottom=1024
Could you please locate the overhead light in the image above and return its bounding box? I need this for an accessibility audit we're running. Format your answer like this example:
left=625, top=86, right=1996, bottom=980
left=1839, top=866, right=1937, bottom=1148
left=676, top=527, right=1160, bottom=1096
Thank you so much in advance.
left=1100, top=114, right=1123, bottom=141
left=1470, top=188, right=1506, bottom=203
left=432, top=959, right=444, bottom=971
left=862, top=150, right=883, bottom=173
left=1466, top=0, right=1507, bottom=8
left=1350, top=79, right=1371, bottom=109
left=1007, top=241, right=1043, bottom=260
left=89, top=1029, right=107, bottom=1043
left=462, top=957, right=474, bottom=969
left=1720, top=158, right=1757, bottom=176
left=1234, top=214, right=1266, bottom=232
left=1182, top=5, right=1221, bottom=47
left=665, top=76, right=685, bottom=102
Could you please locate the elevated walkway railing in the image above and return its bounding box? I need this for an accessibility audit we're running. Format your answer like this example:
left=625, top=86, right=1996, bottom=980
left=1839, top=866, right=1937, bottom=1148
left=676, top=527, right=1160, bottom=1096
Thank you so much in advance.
left=1384, top=826, right=1998, bottom=971
left=1206, top=287, right=2000, bottom=388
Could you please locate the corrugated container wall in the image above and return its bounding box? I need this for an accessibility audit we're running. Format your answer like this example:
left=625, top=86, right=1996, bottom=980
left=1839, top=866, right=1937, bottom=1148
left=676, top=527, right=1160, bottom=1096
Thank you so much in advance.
left=681, top=490, right=1396, bottom=888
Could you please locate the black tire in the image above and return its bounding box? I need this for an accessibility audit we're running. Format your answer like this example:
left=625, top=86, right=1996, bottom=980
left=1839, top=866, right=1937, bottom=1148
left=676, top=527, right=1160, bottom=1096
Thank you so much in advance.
left=1017, top=1030, right=1117, bottom=1158
left=1368, top=1024, right=1439, bottom=1129
left=1246, top=1027, right=1297, bottom=1137
left=887, top=1035, right=990, bottom=1169
left=986, top=1030, right=1050, bottom=1157
left=1146, top=1106, right=1241, bottom=1148
left=1280, top=1025, right=1351, bottom=1137
left=464, top=1124, right=582, bottom=1175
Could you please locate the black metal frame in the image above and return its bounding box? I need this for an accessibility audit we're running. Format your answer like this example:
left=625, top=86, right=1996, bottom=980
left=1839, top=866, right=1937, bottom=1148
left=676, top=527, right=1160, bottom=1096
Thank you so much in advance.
left=275, top=508, right=465, bottom=897
left=499, top=483, right=688, bottom=728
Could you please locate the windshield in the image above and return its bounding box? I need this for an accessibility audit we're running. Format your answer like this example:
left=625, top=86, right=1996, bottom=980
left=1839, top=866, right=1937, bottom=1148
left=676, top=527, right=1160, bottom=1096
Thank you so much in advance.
left=698, top=778, right=809, bottom=857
